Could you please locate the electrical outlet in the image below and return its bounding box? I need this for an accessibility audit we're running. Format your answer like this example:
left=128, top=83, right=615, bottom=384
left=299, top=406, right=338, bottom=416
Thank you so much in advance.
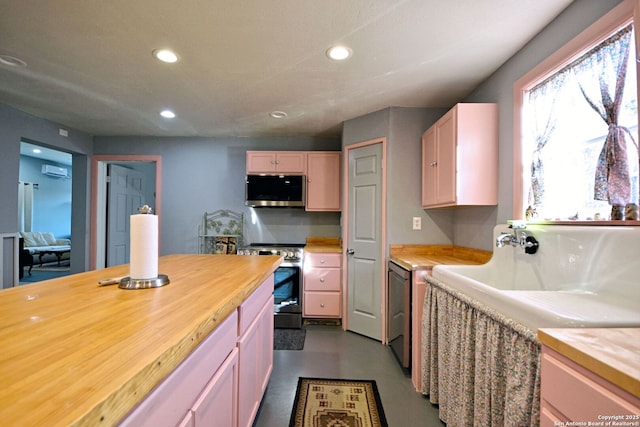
left=412, top=217, right=421, bottom=230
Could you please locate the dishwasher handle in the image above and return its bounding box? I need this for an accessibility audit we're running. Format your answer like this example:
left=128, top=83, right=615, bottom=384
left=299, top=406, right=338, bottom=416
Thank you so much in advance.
left=388, top=261, right=411, bottom=279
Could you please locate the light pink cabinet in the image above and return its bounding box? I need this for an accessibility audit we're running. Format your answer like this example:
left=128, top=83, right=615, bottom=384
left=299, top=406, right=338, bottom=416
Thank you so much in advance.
left=246, top=151, right=306, bottom=173
left=421, top=103, right=498, bottom=208
left=118, top=276, right=274, bottom=427
left=237, top=281, right=274, bottom=427
left=540, top=346, right=640, bottom=426
left=411, top=268, right=430, bottom=392
left=303, top=252, right=342, bottom=318
left=306, top=152, right=341, bottom=212
left=191, top=348, right=238, bottom=427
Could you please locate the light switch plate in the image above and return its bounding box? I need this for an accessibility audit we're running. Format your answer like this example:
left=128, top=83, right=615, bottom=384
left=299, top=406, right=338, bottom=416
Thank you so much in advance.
left=412, top=217, right=421, bottom=230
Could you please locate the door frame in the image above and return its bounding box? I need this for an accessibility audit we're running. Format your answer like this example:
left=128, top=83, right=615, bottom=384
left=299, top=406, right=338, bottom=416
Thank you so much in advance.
left=90, top=155, right=162, bottom=270
left=341, top=138, right=387, bottom=342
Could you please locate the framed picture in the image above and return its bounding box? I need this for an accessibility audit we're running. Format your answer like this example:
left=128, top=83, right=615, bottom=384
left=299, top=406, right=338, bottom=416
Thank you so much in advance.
left=227, top=236, right=237, bottom=254
left=214, top=237, right=228, bottom=254
left=214, top=236, right=237, bottom=254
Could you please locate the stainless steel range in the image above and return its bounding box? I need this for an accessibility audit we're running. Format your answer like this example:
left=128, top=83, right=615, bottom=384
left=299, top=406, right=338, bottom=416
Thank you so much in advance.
left=238, top=243, right=304, bottom=329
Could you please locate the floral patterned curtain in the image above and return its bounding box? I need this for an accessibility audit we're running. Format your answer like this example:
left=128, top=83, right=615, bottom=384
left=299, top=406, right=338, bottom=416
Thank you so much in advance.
left=573, top=24, right=634, bottom=205
left=420, top=276, right=541, bottom=426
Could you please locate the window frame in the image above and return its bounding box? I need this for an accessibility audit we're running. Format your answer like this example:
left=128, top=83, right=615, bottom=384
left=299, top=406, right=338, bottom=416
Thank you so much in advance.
left=513, top=0, right=639, bottom=223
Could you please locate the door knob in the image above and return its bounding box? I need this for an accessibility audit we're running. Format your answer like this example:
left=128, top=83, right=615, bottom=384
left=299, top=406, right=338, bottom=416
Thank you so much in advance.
left=346, top=249, right=355, bottom=255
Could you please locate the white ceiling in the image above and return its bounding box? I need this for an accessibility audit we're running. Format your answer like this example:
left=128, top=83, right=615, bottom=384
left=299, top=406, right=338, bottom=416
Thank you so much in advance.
left=0, top=0, right=573, bottom=138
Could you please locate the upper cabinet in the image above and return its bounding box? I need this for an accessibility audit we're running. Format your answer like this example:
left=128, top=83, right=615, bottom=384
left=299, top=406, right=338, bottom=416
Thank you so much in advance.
left=246, top=151, right=306, bottom=174
left=421, top=103, right=498, bottom=208
left=306, top=152, right=341, bottom=212
left=246, top=150, right=341, bottom=212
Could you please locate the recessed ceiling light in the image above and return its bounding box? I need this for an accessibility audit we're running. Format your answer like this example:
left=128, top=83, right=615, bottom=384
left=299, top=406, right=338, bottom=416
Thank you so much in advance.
left=152, top=49, right=179, bottom=63
left=269, top=111, right=288, bottom=119
left=326, top=45, right=352, bottom=61
left=32, top=149, right=41, bottom=154
left=0, top=54, right=27, bottom=67
left=160, top=110, right=176, bottom=119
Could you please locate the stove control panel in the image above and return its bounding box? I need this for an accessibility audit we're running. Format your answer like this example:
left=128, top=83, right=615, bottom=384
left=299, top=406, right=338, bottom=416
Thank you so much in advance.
left=237, top=247, right=303, bottom=263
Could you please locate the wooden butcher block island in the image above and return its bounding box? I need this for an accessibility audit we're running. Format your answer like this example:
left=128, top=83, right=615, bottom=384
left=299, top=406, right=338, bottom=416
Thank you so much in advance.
left=0, top=254, right=281, bottom=427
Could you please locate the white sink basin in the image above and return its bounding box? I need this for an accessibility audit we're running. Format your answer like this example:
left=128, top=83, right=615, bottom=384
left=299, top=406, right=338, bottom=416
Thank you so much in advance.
left=431, top=224, right=640, bottom=330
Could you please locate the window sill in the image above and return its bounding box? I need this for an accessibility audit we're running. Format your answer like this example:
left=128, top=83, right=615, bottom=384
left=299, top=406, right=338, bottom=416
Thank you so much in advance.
left=526, top=220, right=640, bottom=226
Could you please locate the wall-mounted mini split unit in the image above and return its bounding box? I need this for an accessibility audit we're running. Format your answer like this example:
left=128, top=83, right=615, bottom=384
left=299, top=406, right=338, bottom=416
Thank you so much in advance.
left=41, top=164, right=68, bottom=178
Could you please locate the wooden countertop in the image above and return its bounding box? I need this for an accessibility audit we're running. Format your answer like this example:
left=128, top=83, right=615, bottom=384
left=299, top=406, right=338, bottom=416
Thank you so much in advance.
left=388, top=244, right=492, bottom=270
left=538, top=328, right=640, bottom=399
left=0, top=254, right=281, bottom=427
left=305, top=237, right=342, bottom=253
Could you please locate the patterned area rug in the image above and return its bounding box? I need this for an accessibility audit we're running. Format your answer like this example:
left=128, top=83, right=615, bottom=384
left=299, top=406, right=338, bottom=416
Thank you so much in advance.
left=289, top=377, right=388, bottom=427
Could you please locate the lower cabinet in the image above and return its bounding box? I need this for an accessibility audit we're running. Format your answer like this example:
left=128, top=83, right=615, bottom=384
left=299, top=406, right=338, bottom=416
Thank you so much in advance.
left=189, top=348, right=239, bottom=427
left=540, top=346, right=640, bottom=426
left=238, top=294, right=274, bottom=427
left=118, top=276, right=274, bottom=427
left=303, top=252, right=342, bottom=318
left=410, top=268, right=430, bottom=391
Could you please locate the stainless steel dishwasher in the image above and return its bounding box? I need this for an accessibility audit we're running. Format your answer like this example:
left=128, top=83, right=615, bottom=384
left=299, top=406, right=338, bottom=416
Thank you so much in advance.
left=387, top=260, right=411, bottom=371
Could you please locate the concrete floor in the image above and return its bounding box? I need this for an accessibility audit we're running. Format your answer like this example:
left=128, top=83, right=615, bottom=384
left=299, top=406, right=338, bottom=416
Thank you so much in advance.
left=254, top=325, right=444, bottom=426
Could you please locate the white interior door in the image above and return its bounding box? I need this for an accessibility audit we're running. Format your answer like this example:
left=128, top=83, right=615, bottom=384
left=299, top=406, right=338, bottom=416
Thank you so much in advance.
left=346, top=142, right=384, bottom=341
left=107, top=164, right=145, bottom=266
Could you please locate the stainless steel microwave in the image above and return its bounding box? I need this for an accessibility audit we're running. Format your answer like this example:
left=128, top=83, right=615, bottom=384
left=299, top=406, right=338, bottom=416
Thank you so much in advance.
left=245, top=174, right=306, bottom=207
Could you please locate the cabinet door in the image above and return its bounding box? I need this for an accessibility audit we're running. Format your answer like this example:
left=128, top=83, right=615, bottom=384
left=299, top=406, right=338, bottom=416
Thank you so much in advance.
left=421, top=126, right=437, bottom=207
left=246, top=151, right=306, bottom=173
left=422, top=103, right=497, bottom=208
left=306, top=152, right=341, bottom=211
left=246, top=151, right=277, bottom=173
left=192, top=348, right=238, bottom=427
left=257, top=295, right=274, bottom=394
left=411, top=269, right=430, bottom=391
left=275, top=152, right=306, bottom=173
left=237, top=296, right=274, bottom=427
left=435, top=108, right=457, bottom=205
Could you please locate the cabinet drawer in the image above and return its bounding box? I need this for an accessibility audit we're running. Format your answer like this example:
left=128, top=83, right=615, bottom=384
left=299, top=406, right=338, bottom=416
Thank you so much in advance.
left=303, top=291, right=341, bottom=317
left=238, top=275, right=273, bottom=336
left=541, top=350, right=640, bottom=422
left=305, top=252, right=341, bottom=268
left=304, top=268, right=341, bottom=291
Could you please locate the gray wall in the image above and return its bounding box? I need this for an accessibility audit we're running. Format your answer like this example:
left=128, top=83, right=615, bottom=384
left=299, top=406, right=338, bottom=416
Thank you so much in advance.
left=455, top=0, right=624, bottom=249
left=342, top=106, right=452, bottom=253
left=93, top=136, right=342, bottom=254
left=0, top=104, right=93, bottom=276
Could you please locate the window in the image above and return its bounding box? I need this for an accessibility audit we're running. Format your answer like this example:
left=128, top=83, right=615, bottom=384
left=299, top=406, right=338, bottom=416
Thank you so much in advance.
left=514, top=0, right=639, bottom=222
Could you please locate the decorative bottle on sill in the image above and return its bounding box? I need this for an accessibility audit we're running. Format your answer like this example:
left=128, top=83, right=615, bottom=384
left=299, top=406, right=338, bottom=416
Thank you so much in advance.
left=624, top=203, right=638, bottom=220
left=611, top=205, right=624, bottom=220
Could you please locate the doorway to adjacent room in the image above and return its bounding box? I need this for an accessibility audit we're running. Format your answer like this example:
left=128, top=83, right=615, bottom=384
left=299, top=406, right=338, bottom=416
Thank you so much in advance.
left=91, top=155, right=161, bottom=270
left=18, top=140, right=73, bottom=283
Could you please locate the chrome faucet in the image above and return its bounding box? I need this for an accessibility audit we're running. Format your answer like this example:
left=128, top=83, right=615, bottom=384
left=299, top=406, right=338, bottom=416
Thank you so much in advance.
left=496, top=222, right=539, bottom=254
left=496, top=232, right=518, bottom=248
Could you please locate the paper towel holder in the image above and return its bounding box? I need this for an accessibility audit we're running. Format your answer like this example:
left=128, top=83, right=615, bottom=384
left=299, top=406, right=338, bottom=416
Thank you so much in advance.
left=119, top=204, right=169, bottom=289
left=119, top=274, right=170, bottom=290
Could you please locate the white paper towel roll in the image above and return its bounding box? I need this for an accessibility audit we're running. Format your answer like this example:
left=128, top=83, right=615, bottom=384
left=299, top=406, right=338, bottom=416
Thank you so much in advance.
left=130, top=213, right=158, bottom=279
